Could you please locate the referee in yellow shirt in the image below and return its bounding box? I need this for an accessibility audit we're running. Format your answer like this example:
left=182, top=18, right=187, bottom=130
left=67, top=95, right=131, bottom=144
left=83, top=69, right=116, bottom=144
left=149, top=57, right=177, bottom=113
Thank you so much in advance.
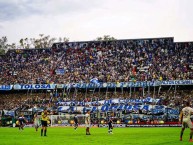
left=41, top=109, right=49, bottom=136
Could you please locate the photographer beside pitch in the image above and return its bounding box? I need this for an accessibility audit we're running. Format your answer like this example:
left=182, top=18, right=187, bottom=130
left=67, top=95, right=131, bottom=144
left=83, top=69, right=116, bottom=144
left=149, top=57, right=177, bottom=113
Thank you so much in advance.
left=179, top=101, right=193, bottom=142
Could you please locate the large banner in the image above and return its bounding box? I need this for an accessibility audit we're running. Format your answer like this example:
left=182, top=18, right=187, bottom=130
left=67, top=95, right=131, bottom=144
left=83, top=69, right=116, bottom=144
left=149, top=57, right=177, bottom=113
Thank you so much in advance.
left=13, top=84, right=56, bottom=90
left=161, top=80, right=193, bottom=85
left=98, top=124, right=181, bottom=128
left=63, top=80, right=193, bottom=89
left=0, top=85, right=13, bottom=90
left=99, top=124, right=126, bottom=128
left=1, top=80, right=192, bottom=90
left=126, top=124, right=181, bottom=127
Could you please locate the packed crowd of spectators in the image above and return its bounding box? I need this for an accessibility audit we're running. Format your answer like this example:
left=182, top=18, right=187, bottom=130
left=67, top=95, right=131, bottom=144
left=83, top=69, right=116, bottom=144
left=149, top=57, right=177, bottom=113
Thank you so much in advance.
left=0, top=89, right=192, bottom=111
left=0, top=38, right=192, bottom=85
left=1, top=89, right=191, bottom=125
left=0, top=92, right=46, bottom=111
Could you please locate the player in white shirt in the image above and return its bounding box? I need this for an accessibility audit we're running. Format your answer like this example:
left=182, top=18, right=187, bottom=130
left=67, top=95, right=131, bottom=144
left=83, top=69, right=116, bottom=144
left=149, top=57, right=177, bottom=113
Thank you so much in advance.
left=34, top=113, right=40, bottom=132
left=85, top=110, right=91, bottom=135
left=179, top=101, right=193, bottom=142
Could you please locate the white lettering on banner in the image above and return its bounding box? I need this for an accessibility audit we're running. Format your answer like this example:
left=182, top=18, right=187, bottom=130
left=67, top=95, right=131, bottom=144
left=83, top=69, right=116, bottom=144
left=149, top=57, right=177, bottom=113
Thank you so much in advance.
left=56, top=84, right=64, bottom=89
left=15, top=84, right=56, bottom=90
left=51, top=124, right=98, bottom=127
left=0, top=85, right=12, bottom=90
left=161, top=80, right=193, bottom=86
left=20, top=111, right=32, bottom=115
left=100, top=112, right=105, bottom=118
left=99, top=124, right=126, bottom=128
left=35, top=85, right=40, bottom=89
left=90, top=113, right=97, bottom=118
left=106, top=112, right=111, bottom=117
left=126, top=124, right=181, bottom=127
left=116, top=112, right=121, bottom=118
left=21, top=84, right=51, bottom=89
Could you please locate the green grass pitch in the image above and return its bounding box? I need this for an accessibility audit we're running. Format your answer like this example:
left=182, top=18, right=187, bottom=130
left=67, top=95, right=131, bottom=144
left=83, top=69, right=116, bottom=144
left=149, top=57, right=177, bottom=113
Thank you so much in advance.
left=0, top=127, right=191, bottom=145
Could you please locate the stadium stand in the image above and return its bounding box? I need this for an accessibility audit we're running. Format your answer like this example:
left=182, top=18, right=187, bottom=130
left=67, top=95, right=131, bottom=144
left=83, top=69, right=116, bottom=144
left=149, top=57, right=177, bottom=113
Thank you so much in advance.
left=0, top=37, right=193, bottom=126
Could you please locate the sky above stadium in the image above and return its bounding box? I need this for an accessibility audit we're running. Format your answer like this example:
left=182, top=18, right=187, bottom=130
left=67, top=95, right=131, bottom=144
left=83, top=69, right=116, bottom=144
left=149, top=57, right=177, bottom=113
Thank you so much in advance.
left=0, top=0, right=193, bottom=45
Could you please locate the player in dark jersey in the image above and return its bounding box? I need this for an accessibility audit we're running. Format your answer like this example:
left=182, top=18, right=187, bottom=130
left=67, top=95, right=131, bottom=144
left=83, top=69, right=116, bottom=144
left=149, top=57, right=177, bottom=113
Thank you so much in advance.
left=74, top=114, right=78, bottom=130
left=18, top=114, right=27, bottom=130
left=108, top=117, right=113, bottom=134
left=41, top=109, right=49, bottom=136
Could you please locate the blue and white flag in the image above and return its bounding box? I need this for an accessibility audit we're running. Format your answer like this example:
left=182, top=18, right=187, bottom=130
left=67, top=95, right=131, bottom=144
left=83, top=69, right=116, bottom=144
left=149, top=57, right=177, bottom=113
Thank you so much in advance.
left=55, top=69, right=65, bottom=75
left=90, top=78, right=100, bottom=86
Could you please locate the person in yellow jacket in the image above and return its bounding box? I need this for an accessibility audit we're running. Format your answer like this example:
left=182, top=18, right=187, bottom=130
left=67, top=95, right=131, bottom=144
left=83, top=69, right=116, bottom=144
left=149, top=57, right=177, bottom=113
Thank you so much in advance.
left=41, top=109, right=49, bottom=136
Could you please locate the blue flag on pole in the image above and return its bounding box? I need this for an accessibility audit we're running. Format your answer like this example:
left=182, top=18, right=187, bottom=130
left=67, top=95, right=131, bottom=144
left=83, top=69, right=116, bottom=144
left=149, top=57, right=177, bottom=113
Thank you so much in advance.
left=90, top=78, right=100, bottom=86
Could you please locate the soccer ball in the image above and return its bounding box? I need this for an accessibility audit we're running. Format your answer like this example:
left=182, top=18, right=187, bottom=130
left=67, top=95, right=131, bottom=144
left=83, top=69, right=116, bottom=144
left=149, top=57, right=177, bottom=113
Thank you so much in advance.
left=16, top=121, right=19, bottom=125
left=70, top=120, right=74, bottom=124
left=128, top=121, right=133, bottom=124
left=159, top=121, right=164, bottom=124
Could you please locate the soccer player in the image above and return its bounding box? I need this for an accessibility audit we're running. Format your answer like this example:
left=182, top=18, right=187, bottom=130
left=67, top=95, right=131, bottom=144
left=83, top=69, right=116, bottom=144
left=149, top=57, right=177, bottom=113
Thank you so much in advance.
left=85, top=110, right=91, bottom=135
left=34, top=112, right=40, bottom=132
left=74, top=114, right=78, bottom=130
left=18, top=114, right=27, bottom=130
left=108, top=117, right=113, bottom=134
left=179, top=101, right=193, bottom=142
left=41, top=109, right=49, bottom=136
